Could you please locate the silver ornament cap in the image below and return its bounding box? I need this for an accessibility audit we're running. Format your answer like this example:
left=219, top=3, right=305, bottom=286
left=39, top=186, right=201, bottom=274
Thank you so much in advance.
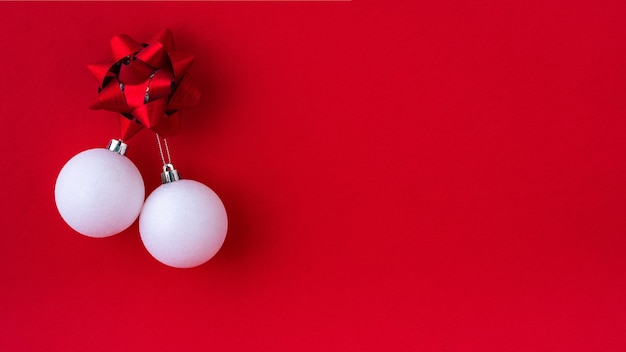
left=161, top=163, right=181, bottom=184
left=107, top=139, right=128, bottom=156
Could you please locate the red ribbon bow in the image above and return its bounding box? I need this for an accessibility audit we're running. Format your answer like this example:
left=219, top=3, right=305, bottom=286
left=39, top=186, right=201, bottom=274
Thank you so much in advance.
left=88, top=29, right=200, bottom=140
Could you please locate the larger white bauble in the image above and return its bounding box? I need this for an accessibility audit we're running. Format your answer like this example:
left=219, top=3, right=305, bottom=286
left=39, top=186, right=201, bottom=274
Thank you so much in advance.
left=139, top=179, right=228, bottom=268
left=54, top=148, right=145, bottom=238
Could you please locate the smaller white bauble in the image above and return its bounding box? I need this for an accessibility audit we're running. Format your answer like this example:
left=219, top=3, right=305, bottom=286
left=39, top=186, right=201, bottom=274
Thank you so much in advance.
left=54, top=148, right=145, bottom=238
left=139, top=179, right=228, bottom=268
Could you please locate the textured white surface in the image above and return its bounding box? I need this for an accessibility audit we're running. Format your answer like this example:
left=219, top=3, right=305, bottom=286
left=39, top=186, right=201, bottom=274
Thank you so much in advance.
left=139, top=179, right=228, bottom=268
left=54, top=148, right=145, bottom=238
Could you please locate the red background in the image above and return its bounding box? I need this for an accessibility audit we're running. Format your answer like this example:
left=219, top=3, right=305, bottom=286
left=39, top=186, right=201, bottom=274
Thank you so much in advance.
left=1, top=1, right=626, bottom=350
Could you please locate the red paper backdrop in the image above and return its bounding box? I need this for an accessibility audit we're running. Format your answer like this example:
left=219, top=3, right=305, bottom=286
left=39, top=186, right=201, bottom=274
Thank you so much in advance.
left=1, top=1, right=626, bottom=350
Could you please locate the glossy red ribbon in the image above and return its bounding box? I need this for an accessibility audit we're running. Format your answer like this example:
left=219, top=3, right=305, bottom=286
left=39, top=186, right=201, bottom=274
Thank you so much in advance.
left=88, top=29, right=200, bottom=140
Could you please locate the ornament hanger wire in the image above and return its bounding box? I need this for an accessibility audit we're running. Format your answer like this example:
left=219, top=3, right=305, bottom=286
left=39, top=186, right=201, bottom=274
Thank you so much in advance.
left=156, top=133, right=172, bottom=166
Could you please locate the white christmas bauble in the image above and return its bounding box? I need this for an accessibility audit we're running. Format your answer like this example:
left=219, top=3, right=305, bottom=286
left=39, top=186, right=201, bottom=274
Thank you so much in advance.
left=54, top=148, right=145, bottom=238
left=139, top=179, right=227, bottom=268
